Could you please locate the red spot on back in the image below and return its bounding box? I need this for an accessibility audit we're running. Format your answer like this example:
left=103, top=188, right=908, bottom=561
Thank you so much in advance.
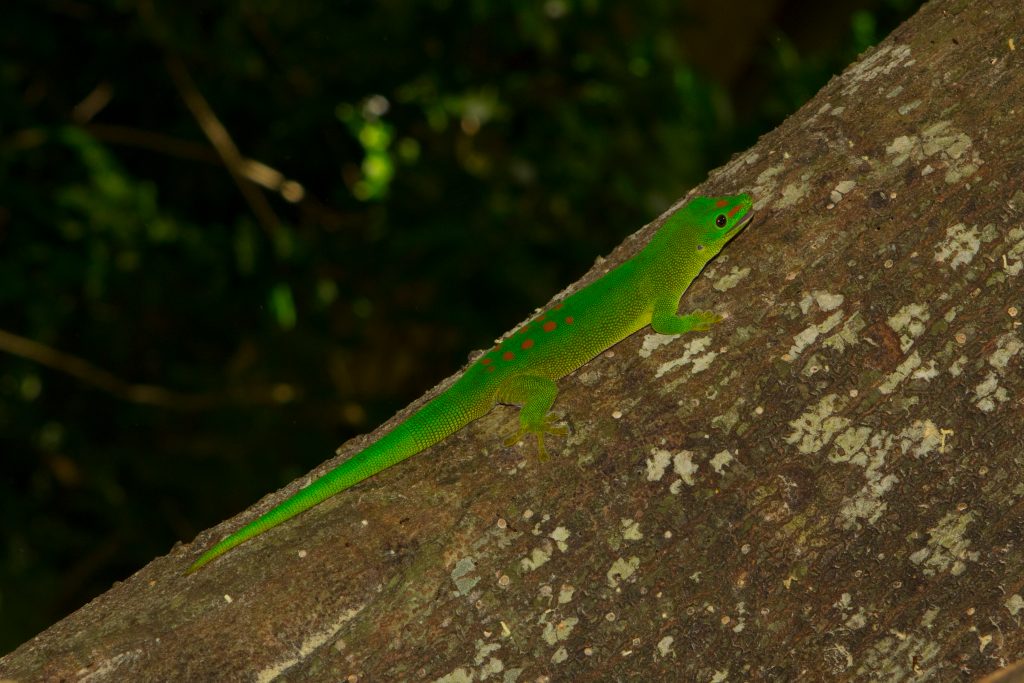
left=487, top=366, right=495, bottom=373
left=481, top=357, right=492, bottom=365
left=543, top=321, right=557, bottom=332
left=727, top=204, right=743, bottom=218
left=565, top=316, right=574, bottom=325
left=503, top=351, right=515, bottom=361
left=553, top=303, right=563, bottom=310
left=715, top=199, right=729, bottom=208
left=521, top=339, right=535, bottom=350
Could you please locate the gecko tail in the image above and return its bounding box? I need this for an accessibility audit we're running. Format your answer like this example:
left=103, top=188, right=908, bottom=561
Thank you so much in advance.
left=185, top=389, right=481, bottom=573
left=185, top=448, right=379, bottom=573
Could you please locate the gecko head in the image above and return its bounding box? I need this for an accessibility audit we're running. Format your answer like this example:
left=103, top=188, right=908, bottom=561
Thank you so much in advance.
left=690, top=193, right=754, bottom=257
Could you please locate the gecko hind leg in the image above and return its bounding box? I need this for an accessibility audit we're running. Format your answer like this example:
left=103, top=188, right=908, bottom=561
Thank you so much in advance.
left=495, top=374, right=568, bottom=461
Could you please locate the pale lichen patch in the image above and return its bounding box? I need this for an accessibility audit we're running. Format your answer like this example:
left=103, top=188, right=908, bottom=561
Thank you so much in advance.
left=620, top=518, right=643, bottom=542
left=451, top=557, right=479, bottom=596
left=646, top=448, right=673, bottom=481
left=474, top=640, right=501, bottom=666
left=549, top=526, right=570, bottom=552
left=673, top=450, right=699, bottom=486
left=854, top=631, right=941, bottom=681
left=689, top=349, right=720, bottom=374
left=654, top=336, right=719, bottom=378
left=800, top=290, right=845, bottom=314
left=897, top=420, right=943, bottom=458
left=432, top=667, right=475, bottom=683
left=878, top=351, right=922, bottom=394
left=989, top=331, right=1023, bottom=370
left=541, top=616, right=578, bottom=645
left=934, top=223, right=981, bottom=269
left=520, top=545, right=552, bottom=572
left=908, top=511, right=979, bottom=576
left=948, top=354, right=968, bottom=377
left=778, top=179, right=811, bottom=209
left=841, top=43, right=913, bottom=97
left=1004, top=226, right=1024, bottom=276
left=710, top=399, right=742, bottom=434
left=788, top=310, right=845, bottom=358
left=885, top=135, right=915, bottom=165
left=710, top=450, right=734, bottom=474
left=823, top=312, right=866, bottom=353
left=786, top=394, right=851, bottom=454
left=1005, top=594, right=1024, bottom=615
left=834, top=592, right=853, bottom=611
left=656, top=635, right=675, bottom=658
left=606, top=556, right=640, bottom=588
left=833, top=430, right=899, bottom=528
left=974, top=371, right=1008, bottom=412
left=887, top=303, right=931, bottom=352
left=831, top=420, right=942, bottom=529
left=829, top=180, right=857, bottom=205
left=911, top=360, right=939, bottom=381
left=470, top=641, right=505, bottom=680
left=752, top=164, right=785, bottom=208
left=257, top=606, right=365, bottom=683
left=922, top=121, right=973, bottom=158
left=830, top=426, right=873, bottom=466
left=648, top=448, right=702, bottom=491
left=973, top=333, right=1021, bottom=411
left=898, top=99, right=922, bottom=115
left=885, top=120, right=982, bottom=184
left=713, top=266, right=751, bottom=292
left=639, top=333, right=677, bottom=359
left=845, top=608, right=868, bottom=630
left=72, top=649, right=144, bottom=683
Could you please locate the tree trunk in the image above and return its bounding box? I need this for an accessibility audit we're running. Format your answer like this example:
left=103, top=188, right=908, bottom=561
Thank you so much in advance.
left=3, top=0, right=1023, bottom=680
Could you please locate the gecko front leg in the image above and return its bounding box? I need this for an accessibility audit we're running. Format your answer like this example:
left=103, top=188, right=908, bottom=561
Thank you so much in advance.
left=650, top=296, right=722, bottom=335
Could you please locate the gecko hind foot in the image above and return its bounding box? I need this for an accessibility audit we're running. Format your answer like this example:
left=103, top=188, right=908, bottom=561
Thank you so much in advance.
left=504, top=414, right=568, bottom=462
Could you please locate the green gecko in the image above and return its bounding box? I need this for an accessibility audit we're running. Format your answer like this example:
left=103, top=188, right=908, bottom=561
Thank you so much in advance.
left=187, top=193, right=754, bottom=573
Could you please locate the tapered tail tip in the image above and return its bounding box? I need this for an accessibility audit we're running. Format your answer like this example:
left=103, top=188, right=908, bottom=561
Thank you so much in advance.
left=184, top=550, right=218, bottom=575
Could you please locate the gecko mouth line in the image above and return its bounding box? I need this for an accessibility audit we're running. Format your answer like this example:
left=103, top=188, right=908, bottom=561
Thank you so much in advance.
left=726, top=211, right=754, bottom=239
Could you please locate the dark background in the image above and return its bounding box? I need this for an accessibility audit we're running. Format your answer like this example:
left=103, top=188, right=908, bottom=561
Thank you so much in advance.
left=0, top=0, right=924, bottom=655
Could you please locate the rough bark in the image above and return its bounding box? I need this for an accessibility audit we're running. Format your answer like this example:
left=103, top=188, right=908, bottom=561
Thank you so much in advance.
left=3, top=0, right=1024, bottom=680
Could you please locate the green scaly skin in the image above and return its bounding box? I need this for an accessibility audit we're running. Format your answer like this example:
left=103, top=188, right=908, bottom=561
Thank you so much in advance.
left=187, top=193, right=754, bottom=573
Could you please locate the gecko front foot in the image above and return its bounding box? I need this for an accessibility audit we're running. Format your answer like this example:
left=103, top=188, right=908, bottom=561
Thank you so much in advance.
left=682, top=310, right=723, bottom=331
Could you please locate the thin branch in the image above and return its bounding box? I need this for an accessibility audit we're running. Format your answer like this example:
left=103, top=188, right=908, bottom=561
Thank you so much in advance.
left=71, top=82, right=114, bottom=123
left=0, top=327, right=291, bottom=411
left=82, top=122, right=306, bottom=202
left=83, top=122, right=216, bottom=164
left=163, top=54, right=283, bottom=238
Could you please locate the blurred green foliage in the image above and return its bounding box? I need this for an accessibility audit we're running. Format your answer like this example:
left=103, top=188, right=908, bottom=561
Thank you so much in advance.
left=0, top=0, right=923, bottom=654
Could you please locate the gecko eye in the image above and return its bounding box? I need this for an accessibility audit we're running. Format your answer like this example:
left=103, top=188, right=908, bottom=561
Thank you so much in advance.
left=715, top=214, right=727, bottom=228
